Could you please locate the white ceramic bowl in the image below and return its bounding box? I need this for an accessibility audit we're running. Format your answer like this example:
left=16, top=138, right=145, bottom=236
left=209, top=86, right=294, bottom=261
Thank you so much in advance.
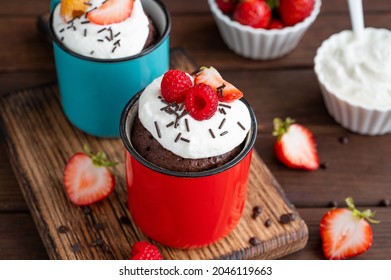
left=208, top=0, right=322, bottom=60
left=314, top=28, right=391, bottom=135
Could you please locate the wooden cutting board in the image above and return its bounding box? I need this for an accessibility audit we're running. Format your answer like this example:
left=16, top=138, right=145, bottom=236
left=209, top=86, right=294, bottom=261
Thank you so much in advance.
left=0, top=48, right=308, bottom=260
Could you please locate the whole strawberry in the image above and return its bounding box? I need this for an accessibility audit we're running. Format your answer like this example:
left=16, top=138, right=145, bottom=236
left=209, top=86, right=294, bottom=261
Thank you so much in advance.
left=130, top=241, right=163, bottom=260
left=273, top=117, right=319, bottom=170
left=320, top=197, right=379, bottom=260
left=216, top=0, right=237, bottom=14
left=63, top=145, right=117, bottom=206
left=279, top=0, right=315, bottom=26
left=233, top=0, right=271, bottom=28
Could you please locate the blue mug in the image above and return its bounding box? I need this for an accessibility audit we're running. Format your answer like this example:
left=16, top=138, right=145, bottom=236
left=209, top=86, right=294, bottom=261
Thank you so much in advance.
left=49, top=0, right=171, bottom=137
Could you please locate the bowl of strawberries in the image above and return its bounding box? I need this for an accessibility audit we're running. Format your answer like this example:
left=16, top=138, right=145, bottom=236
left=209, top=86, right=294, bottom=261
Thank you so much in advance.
left=208, top=0, right=321, bottom=60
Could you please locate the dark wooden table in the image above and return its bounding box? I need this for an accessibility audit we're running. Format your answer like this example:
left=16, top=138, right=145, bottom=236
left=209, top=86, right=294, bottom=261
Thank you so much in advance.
left=1, top=0, right=390, bottom=260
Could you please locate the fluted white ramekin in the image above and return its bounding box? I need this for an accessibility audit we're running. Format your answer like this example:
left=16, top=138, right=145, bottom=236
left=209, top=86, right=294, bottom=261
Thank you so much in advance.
left=207, top=0, right=321, bottom=60
left=314, top=29, right=391, bottom=135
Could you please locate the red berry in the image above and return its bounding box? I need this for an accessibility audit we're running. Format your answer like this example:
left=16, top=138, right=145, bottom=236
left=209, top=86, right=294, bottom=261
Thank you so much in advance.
left=216, top=0, right=237, bottom=14
left=279, top=0, right=315, bottom=26
left=161, top=69, right=193, bottom=103
left=233, top=0, right=271, bottom=28
left=185, top=83, right=218, bottom=121
left=88, top=0, right=134, bottom=25
left=268, top=19, right=284, bottom=29
left=130, top=241, right=163, bottom=260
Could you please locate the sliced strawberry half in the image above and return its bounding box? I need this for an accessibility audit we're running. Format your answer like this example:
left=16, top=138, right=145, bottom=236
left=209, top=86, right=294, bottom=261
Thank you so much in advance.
left=87, top=0, right=134, bottom=25
left=194, top=66, right=243, bottom=103
left=320, top=197, right=379, bottom=260
left=63, top=145, right=117, bottom=206
left=273, top=117, right=319, bottom=170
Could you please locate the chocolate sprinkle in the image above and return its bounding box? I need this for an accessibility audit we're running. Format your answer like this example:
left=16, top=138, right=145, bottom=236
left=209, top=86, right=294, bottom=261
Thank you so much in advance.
left=264, top=219, right=272, bottom=227
left=90, top=50, right=94, bottom=55
left=114, top=32, right=121, bottom=37
left=108, top=27, right=113, bottom=40
left=112, top=46, right=117, bottom=53
left=178, top=102, right=185, bottom=111
left=175, top=132, right=182, bottom=143
left=73, top=26, right=77, bottom=31
left=61, top=36, right=64, bottom=41
left=114, top=39, right=121, bottom=47
left=219, top=103, right=231, bottom=109
left=220, top=131, right=228, bottom=136
left=105, top=36, right=112, bottom=42
left=209, top=128, right=215, bottom=139
left=185, top=118, right=190, bottom=132
left=166, top=121, right=174, bottom=128
left=84, top=2, right=92, bottom=6
left=180, top=137, right=190, bottom=143
left=83, top=29, right=87, bottom=37
left=219, top=108, right=227, bottom=115
left=237, top=121, right=246, bottom=130
left=81, top=20, right=90, bottom=24
left=59, top=28, right=65, bottom=33
left=57, top=225, right=69, bottom=234
left=97, top=27, right=107, bottom=33
left=218, top=118, right=226, bottom=129
left=249, top=237, right=261, bottom=246
left=97, top=39, right=104, bottom=42
left=154, top=121, right=161, bottom=138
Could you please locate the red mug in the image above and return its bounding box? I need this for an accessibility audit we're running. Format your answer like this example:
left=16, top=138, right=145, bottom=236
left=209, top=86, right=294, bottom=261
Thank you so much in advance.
left=120, top=93, right=257, bottom=248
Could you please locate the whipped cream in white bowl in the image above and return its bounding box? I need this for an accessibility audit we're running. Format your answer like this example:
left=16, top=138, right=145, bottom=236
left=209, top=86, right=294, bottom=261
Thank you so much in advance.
left=315, top=28, right=391, bottom=135
left=138, top=76, right=252, bottom=159
left=52, top=0, right=150, bottom=59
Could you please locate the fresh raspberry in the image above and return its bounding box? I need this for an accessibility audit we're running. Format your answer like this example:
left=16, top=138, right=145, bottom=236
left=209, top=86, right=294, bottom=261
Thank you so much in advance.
left=185, top=83, right=218, bottom=121
left=130, top=241, right=163, bottom=260
left=161, top=69, right=193, bottom=103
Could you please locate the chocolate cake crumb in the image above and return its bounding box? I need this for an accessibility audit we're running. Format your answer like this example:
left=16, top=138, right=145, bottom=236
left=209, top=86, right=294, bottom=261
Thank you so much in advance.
left=264, top=219, right=272, bottom=227
left=94, top=222, right=105, bottom=231
left=83, top=206, right=92, bottom=215
left=72, top=242, right=81, bottom=253
left=328, top=201, right=338, bottom=208
left=380, top=199, right=390, bottom=207
left=252, top=206, right=262, bottom=219
left=338, top=136, right=349, bottom=144
left=57, top=225, right=69, bottom=234
left=320, top=162, right=329, bottom=170
left=249, top=237, right=261, bottom=246
left=280, top=213, right=294, bottom=224
left=119, top=216, right=131, bottom=225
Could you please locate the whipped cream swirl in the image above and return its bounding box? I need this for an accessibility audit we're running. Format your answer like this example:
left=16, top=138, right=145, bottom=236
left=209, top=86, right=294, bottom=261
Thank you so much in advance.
left=138, top=76, right=252, bottom=159
left=52, top=0, right=150, bottom=59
